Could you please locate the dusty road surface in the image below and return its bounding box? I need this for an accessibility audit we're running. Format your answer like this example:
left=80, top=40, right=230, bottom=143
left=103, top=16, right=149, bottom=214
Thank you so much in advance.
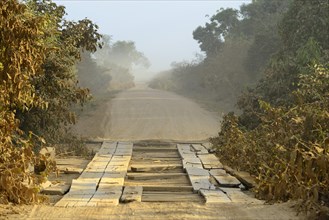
left=102, top=83, right=220, bottom=141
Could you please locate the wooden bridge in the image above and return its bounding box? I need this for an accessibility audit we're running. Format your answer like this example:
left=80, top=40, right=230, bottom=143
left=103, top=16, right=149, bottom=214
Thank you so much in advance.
left=55, top=141, right=261, bottom=207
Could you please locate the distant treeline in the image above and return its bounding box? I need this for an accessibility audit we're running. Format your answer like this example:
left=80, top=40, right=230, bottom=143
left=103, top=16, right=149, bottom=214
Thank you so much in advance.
left=150, top=0, right=292, bottom=112
left=77, top=35, right=150, bottom=95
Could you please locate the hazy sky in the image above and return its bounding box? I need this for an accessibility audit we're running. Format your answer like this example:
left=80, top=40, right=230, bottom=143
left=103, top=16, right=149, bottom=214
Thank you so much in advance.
left=53, top=0, right=250, bottom=74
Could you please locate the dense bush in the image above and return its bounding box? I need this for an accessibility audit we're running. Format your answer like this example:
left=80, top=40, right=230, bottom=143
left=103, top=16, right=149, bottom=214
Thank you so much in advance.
left=211, top=63, right=329, bottom=213
left=211, top=0, right=329, bottom=215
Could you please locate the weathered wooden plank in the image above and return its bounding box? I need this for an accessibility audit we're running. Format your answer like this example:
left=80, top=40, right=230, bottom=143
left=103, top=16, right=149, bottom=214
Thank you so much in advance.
left=91, top=156, right=113, bottom=163
left=184, top=164, right=204, bottom=169
left=220, top=188, right=262, bottom=204
left=96, top=185, right=122, bottom=194
left=127, top=173, right=187, bottom=180
left=87, top=192, right=122, bottom=206
left=69, top=179, right=97, bottom=195
left=191, top=144, right=208, bottom=154
left=105, top=165, right=128, bottom=173
left=133, top=152, right=180, bottom=158
left=185, top=168, right=215, bottom=192
left=120, top=186, right=143, bottom=203
left=199, top=189, right=231, bottom=203
left=142, top=185, right=194, bottom=192
left=98, top=142, right=117, bottom=155
left=198, top=154, right=223, bottom=169
left=111, top=155, right=132, bottom=160
left=142, top=193, right=202, bottom=202
left=115, top=145, right=132, bottom=150
left=131, top=164, right=183, bottom=172
left=78, top=171, right=103, bottom=181
left=41, top=183, right=70, bottom=195
left=182, top=157, right=202, bottom=169
left=88, top=185, right=122, bottom=206
left=99, top=172, right=126, bottom=186
left=125, top=175, right=190, bottom=186
left=177, top=144, right=194, bottom=158
left=185, top=167, right=209, bottom=176
left=223, top=165, right=257, bottom=189
left=188, top=175, right=216, bottom=192
left=55, top=193, right=93, bottom=207
left=131, top=157, right=181, bottom=162
left=209, top=169, right=240, bottom=187
left=133, top=147, right=177, bottom=152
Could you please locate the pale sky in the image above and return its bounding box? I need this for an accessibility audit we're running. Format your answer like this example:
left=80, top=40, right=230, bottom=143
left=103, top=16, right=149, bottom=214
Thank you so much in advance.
left=53, top=0, right=250, bottom=76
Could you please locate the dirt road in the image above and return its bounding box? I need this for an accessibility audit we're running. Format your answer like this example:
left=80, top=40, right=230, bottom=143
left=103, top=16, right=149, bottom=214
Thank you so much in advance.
left=75, top=83, right=220, bottom=141
left=21, top=85, right=305, bottom=220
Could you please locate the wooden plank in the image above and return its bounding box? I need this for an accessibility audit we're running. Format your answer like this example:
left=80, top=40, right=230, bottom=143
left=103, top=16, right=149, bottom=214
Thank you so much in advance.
left=131, top=157, right=181, bottom=162
left=223, top=165, right=257, bottom=189
left=125, top=175, right=190, bottom=186
left=191, top=144, right=208, bottom=154
left=133, top=147, right=177, bottom=152
left=127, top=173, right=187, bottom=180
left=78, top=171, right=103, bottom=181
left=142, top=193, right=202, bottom=202
left=185, top=168, right=215, bottom=192
left=116, top=142, right=133, bottom=152
left=55, top=193, right=93, bottom=207
left=220, top=188, right=262, bottom=204
left=98, top=142, right=117, bottom=155
left=209, top=169, right=240, bottom=187
left=120, top=186, right=143, bottom=203
left=199, top=189, right=231, bottom=203
left=87, top=192, right=122, bottom=206
left=130, top=164, right=183, bottom=172
left=96, top=185, right=122, bottom=194
left=99, top=172, right=126, bottom=186
left=184, top=164, right=204, bottom=169
left=133, top=152, right=180, bottom=158
left=198, top=154, right=223, bottom=169
left=41, top=183, right=70, bottom=195
left=177, top=144, right=194, bottom=158
left=182, top=157, right=202, bottom=169
left=185, top=167, right=209, bottom=176
left=105, top=165, right=128, bottom=173
left=142, top=185, right=194, bottom=192
left=111, top=155, right=132, bottom=161
left=69, top=179, right=97, bottom=195
left=88, top=185, right=122, bottom=206
left=188, top=175, right=215, bottom=192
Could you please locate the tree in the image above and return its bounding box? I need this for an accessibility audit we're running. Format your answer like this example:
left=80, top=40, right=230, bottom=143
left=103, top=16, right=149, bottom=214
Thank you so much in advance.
left=0, top=0, right=102, bottom=204
left=94, top=38, right=150, bottom=69
left=0, top=0, right=49, bottom=204
left=92, top=36, right=149, bottom=90
left=17, top=0, right=102, bottom=145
